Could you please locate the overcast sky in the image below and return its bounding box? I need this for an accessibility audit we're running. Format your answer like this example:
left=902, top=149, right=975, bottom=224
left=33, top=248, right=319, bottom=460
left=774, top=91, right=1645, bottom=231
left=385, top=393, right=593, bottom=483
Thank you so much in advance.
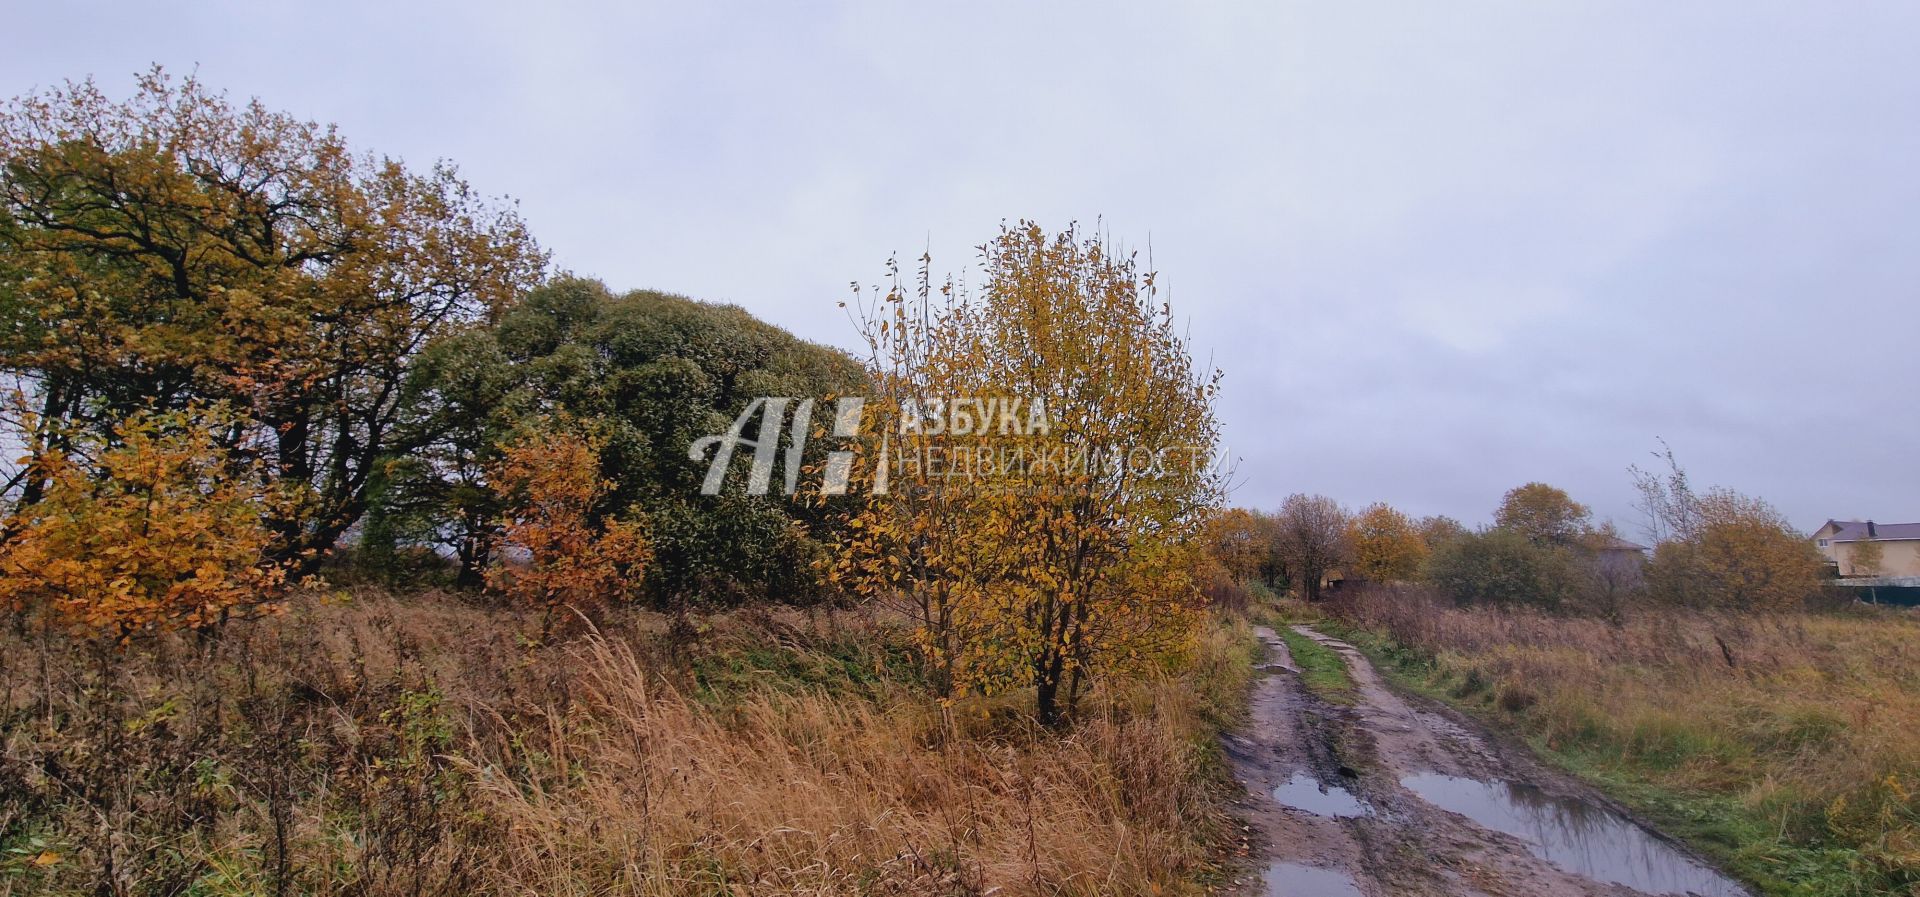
left=9, top=2, right=1917, bottom=533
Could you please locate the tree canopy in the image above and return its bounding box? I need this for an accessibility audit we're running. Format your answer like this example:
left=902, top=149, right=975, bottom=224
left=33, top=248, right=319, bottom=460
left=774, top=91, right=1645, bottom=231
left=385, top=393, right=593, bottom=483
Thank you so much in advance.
left=0, top=70, right=545, bottom=570
left=0, top=73, right=867, bottom=618
left=386, top=277, right=866, bottom=602
left=1274, top=494, right=1350, bottom=602
left=834, top=222, right=1222, bottom=724
left=1494, top=482, right=1592, bottom=546
left=1348, top=502, right=1427, bottom=583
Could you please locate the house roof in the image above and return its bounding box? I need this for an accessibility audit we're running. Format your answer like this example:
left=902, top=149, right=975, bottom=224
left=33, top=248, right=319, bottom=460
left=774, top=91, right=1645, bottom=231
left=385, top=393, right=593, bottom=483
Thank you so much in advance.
left=1821, top=520, right=1920, bottom=542
left=1591, top=535, right=1650, bottom=552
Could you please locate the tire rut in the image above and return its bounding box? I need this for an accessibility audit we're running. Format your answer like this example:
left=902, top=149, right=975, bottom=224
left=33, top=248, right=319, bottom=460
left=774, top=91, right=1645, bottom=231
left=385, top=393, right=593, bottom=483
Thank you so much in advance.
left=1223, top=624, right=1751, bottom=897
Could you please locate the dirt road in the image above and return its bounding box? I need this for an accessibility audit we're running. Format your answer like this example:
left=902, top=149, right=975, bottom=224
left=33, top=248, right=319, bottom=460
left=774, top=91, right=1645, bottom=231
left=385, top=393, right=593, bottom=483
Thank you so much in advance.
left=1224, top=625, right=1751, bottom=897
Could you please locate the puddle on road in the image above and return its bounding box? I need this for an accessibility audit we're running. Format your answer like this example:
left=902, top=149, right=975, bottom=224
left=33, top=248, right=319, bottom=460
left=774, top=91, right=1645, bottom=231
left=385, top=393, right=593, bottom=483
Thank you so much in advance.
left=1262, top=862, right=1363, bottom=897
left=1271, top=772, right=1370, bottom=818
left=1400, top=772, right=1747, bottom=896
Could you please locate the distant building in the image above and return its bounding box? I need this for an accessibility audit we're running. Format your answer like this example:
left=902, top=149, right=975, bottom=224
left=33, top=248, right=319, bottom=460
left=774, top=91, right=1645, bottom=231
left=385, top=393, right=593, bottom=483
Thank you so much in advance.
left=1589, top=534, right=1651, bottom=563
left=1584, top=534, right=1650, bottom=593
left=1812, top=520, right=1920, bottom=578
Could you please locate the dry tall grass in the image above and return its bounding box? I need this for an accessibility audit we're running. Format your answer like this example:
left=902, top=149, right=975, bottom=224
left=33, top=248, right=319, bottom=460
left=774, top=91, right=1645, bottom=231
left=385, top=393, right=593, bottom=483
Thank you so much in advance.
left=0, top=589, right=1254, bottom=896
left=1332, top=585, right=1920, bottom=894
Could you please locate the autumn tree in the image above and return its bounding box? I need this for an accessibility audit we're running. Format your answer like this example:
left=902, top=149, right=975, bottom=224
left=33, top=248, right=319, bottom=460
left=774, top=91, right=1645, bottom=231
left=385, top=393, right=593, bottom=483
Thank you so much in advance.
left=0, top=70, right=544, bottom=571
left=1348, top=502, right=1427, bottom=583
left=1205, top=508, right=1275, bottom=583
left=1581, top=522, right=1647, bottom=622
left=488, top=425, right=650, bottom=634
left=1632, top=448, right=1824, bottom=611
left=1849, top=532, right=1884, bottom=579
left=1644, top=489, right=1825, bottom=611
left=1275, top=494, right=1350, bottom=602
left=1494, top=482, right=1592, bottom=546
left=1630, top=440, right=1698, bottom=545
left=0, top=406, right=289, bottom=641
left=836, top=222, right=1222, bottom=725
left=1849, top=530, right=1885, bottom=603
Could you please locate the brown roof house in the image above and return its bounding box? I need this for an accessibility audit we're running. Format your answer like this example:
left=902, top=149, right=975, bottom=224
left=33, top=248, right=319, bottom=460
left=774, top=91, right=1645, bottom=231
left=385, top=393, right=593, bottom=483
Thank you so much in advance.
left=1812, top=520, right=1920, bottom=579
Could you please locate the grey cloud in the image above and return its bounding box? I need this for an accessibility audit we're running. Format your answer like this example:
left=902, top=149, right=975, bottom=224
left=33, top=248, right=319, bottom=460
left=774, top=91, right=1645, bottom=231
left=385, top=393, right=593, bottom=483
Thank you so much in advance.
left=7, top=0, right=1915, bottom=533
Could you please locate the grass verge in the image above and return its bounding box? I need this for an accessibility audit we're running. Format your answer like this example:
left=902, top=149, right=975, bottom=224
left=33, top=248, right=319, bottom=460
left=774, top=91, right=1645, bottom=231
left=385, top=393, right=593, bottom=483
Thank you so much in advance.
left=1275, top=627, right=1357, bottom=706
left=0, top=590, right=1262, bottom=897
left=1326, top=584, right=1920, bottom=897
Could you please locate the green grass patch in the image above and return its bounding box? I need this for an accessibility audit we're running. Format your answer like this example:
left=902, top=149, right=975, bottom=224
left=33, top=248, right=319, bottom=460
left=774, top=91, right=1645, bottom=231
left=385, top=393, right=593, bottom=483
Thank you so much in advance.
left=1251, top=594, right=1324, bottom=629
left=1544, top=741, right=1868, bottom=897
left=688, top=624, right=924, bottom=703
left=1277, top=627, right=1356, bottom=705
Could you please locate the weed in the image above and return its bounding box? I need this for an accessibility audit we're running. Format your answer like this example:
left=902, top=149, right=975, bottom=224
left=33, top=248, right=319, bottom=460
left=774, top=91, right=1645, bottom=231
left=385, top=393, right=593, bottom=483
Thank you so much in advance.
left=1330, top=584, right=1920, bottom=896
left=1277, top=628, right=1356, bottom=706
left=0, top=590, right=1252, bottom=896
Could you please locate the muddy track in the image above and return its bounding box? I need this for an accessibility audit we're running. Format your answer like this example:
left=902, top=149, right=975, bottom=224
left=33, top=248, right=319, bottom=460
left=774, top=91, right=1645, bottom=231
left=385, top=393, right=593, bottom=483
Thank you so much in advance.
left=1222, top=625, right=1751, bottom=897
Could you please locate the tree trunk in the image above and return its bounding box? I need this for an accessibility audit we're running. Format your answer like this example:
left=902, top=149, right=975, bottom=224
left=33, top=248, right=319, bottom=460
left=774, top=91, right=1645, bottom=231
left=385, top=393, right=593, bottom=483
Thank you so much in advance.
left=455, top=506, right=491, bottom=590
left=1034, top=648, right=1067, bottom=728
left=17, top=376, right=71, bottom=508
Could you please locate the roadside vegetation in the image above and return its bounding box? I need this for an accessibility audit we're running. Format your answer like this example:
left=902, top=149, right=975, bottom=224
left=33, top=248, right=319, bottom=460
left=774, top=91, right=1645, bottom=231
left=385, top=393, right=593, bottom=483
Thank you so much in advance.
left=1273, top=627, right=1355, bottom=706
left=0, top=589, right=1260, bottom=895
left=9, top=65, right=1913, bottom=897
left=1214, top=467, right=1919, bottom=897
left=0, top=72, right=1255, bottom=895
left=1330, top=587, right=1920, bottom=897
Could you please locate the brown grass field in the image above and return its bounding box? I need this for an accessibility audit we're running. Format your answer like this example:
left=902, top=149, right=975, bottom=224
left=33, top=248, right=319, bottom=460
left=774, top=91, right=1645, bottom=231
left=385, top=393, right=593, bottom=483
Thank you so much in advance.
left=1328, top=585, right=1920, bottom=896
left=0, top=589, right=1258, bottom=897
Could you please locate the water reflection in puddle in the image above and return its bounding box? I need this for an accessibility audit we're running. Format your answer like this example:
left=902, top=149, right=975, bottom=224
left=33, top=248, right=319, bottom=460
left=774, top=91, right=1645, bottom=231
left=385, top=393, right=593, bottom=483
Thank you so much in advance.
left=1262, top=862, right=1363, bottom=897
left=1271, top=772, right=1370, bottom=818
left=1400, top=773, right=1747, bottom=896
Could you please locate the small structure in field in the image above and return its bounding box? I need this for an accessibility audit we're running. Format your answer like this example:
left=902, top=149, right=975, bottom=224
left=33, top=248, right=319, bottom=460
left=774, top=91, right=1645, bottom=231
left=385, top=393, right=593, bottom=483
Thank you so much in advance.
left=1589, top=534, right=1651, bottom=564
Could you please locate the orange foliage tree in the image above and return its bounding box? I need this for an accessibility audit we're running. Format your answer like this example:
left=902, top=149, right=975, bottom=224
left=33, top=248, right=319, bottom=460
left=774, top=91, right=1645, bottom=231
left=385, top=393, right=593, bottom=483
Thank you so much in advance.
left=0, top=69, right=544, bottom=569
left=1494, top=482, right=1593, bottom=546
left=1348, top=502, right=1428, bottom=583
left=1645, top=489, right=1825, bottom=611
left=0, top=407, right=288, bottom=641
left=1633, top=450, right=1825, bottom=611
left=1204, top=508, right=1275, bottom=583
left=487, top=425, right=650, bottom=631
left=836, top=222, right=1222, bottom=724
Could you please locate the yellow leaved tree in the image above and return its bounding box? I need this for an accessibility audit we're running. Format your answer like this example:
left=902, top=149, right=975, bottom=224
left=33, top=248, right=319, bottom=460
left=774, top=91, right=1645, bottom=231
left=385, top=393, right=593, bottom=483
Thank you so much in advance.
left=488, top=425, right=650, bottom=634
left=1348, top=502, right=1428, bottom=583
left=0, top=69, right=544, bottom=572
left=0, top=406, right=288, bottom=641
left=835, top=222, right=1222, bottom=724
left=1633, top=451, right=1827, bottom=612
left=1645, top=489, right=1825, bottom=612
left=1494, top=482, right=1593, bottom=546
left=1204, top=508, right=1276, bottom=584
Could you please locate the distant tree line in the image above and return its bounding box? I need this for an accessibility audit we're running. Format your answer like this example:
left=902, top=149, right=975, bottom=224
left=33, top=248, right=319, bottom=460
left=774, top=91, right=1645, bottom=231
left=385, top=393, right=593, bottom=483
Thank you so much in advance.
left=1206, top=469, right=1829, bottom=618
